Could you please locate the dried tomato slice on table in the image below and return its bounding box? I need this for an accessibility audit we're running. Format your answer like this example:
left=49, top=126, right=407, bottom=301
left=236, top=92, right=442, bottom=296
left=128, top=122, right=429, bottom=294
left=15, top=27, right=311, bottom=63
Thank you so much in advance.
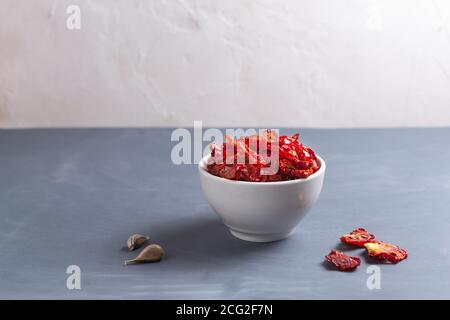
left=364, top=240, right=408, bottom=263
left=340, top=228, right=375, bottom=247
left=325, top=250, right=361, bottom=271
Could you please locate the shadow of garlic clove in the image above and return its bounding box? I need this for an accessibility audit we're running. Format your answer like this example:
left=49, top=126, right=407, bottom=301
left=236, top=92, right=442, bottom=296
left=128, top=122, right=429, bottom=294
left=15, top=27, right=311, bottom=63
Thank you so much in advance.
left=126, top=234, right=150, bottom=251
left=125, top=244, right=165, bottom=265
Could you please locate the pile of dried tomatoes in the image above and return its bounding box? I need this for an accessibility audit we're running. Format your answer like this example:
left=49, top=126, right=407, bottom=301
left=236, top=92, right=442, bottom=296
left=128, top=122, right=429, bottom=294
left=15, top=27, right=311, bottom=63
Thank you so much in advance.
left=207, top=130, right=320, bottom=182
left=325, top=228, right=408, bottom=271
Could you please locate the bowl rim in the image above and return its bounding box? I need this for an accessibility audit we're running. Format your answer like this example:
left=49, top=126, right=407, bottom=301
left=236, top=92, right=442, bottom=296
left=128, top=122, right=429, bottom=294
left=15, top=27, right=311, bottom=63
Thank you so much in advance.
left=198, top=154, right=326, bottom=185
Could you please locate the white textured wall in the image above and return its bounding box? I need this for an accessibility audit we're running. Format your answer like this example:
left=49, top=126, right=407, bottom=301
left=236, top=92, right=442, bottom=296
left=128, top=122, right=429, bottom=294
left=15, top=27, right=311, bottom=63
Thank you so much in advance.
left=1, top=0, right=450, bottom=128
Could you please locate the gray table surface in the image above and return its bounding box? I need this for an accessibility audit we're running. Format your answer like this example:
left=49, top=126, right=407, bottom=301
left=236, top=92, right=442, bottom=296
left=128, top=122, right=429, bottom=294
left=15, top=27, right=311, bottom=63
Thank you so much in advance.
left=0, top=128, right=449, bottom=299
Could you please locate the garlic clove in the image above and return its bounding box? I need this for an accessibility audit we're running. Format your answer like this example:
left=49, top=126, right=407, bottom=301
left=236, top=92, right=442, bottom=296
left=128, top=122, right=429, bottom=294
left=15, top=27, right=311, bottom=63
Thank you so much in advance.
left=125, top=244, right=165, bottom=265
left=126, top=234, right=150, bottom=251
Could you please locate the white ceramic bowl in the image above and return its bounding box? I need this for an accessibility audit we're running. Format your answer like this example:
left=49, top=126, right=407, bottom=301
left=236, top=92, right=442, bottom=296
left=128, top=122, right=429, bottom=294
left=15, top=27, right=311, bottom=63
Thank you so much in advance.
left=198, top=155, right=326, bottom=242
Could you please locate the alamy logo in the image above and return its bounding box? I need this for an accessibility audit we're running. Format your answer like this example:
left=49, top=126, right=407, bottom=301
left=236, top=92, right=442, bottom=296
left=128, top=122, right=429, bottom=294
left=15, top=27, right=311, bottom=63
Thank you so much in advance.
left=366, top=265, right=381, bottom=290
left=66, top=265, right=81, bottom=290
left=66, top=5, right=81, bottom=30
left=170, top=121, right=280, bottom=175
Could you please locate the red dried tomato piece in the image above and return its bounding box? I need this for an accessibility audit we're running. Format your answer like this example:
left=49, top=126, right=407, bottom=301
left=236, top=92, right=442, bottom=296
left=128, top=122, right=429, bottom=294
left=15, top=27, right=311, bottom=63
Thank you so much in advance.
left=364, top=240, right=408, bottom=263
left=340, top=228, right=375, bottom=247
left=325, top=250, right=361, bottom=271
left=279, top=159, right=314, bottom=179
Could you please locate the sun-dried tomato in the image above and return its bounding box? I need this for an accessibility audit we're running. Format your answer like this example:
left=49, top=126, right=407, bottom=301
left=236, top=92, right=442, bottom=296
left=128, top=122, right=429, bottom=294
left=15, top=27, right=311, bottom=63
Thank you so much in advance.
left=325, top=250, right=361, bottom=271
left=340, top=228, right=375, bottom=247
left=364, top=240, right=408, bottom=263
left=207, top=130, right=320, bottom=182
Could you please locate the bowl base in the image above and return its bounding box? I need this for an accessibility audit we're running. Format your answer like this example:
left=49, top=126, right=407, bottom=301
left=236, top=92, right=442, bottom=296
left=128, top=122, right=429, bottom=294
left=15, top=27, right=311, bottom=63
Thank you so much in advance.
left=229, top=228, right=293, bottom=242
